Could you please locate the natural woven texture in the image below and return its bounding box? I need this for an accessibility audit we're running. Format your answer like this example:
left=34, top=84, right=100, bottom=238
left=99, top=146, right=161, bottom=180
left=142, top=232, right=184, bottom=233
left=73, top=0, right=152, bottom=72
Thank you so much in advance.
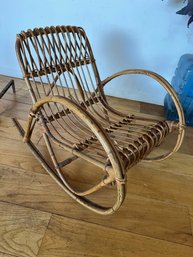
left=15, top=25, right=185, bottom=214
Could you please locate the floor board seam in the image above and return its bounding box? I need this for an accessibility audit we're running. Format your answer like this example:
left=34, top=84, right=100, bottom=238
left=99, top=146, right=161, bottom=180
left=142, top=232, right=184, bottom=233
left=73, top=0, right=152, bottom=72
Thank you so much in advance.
left=35, top=214, right=53, bottom=257
left=187, top=207, right=193, bottom=236
left=0, top=199, right=193, bottom=249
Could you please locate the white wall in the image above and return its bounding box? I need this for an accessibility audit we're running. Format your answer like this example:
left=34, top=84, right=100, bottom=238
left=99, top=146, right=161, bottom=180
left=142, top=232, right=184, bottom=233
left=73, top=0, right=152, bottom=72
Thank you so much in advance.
left=0, top=0, right=192, bottom=104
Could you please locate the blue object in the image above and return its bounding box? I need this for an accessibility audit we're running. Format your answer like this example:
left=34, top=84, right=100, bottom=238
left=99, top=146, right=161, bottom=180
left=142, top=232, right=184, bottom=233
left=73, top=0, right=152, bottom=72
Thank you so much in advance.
left=164, top=54, right=193, bottom=126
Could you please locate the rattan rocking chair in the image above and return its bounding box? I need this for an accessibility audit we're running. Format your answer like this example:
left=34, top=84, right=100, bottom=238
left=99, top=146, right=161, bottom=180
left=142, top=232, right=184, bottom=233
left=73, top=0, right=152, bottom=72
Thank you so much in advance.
left=14, top=25, right=185, bottom=214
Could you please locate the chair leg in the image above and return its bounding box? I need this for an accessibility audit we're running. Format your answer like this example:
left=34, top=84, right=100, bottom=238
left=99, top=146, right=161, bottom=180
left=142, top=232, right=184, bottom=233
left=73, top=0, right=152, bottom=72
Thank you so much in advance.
left=0, top=80, right=15, bottom=99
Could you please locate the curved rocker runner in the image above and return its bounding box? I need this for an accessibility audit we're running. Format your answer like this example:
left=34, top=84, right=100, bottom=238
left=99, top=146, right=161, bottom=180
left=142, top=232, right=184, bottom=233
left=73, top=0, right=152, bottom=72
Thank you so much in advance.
left=13, top=25, right=185, bottom=214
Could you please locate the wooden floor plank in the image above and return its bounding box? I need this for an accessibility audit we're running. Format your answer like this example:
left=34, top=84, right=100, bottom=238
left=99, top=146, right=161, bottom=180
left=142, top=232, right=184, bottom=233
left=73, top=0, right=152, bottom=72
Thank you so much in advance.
left=159, top=129, right=193, bottom=156
left=0, top=116, right=44, bottom=146
left=0, top=252, right=18, bottom=257
left=0, top=99, right=30, bottom=120
left=188, top=208, right=193, bottom=236
left=140, top=101, right=165, bottom=117
left=0, top=136, right=45, bottom=174
left=106, top=95, right=140, bottom=112
left=1, top=74, right=193, bottom=256
left=37, top=215, right=193, bottom=257
left=0, top=164, right=193, bottom=247
left=0, top=202, right=51, bottom=257
left=135, top=150, right=193, bottom=178
left=0, top=84, right=31, bottom=105
left=0, top=117, right=29, bottom=141
left=127, top=162, right=193, bottom=208
left=0, top=76, right=24, bottom=91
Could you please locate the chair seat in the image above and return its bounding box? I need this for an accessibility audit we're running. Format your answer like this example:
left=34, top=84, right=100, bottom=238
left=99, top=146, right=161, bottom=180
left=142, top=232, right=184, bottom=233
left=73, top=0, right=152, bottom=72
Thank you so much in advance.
left=41, top=95, right=176, bottom=173
left=53, top=112, right=173, bottom=171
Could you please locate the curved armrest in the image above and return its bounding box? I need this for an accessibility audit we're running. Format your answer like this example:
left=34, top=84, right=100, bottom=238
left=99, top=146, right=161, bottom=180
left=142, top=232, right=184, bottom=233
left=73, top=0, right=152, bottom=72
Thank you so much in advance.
left=23, top=95, right=126, bottom=214
left=102, top=69, right=182, bottom=120
left=26, top=95, right=123, bottom=169
left=102, top=69, right=185, bottom=160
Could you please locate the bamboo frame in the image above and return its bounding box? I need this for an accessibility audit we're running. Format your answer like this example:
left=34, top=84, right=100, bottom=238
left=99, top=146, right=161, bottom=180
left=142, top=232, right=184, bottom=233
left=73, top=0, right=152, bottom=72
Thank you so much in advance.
left=14, top=25, right=185, bottom=214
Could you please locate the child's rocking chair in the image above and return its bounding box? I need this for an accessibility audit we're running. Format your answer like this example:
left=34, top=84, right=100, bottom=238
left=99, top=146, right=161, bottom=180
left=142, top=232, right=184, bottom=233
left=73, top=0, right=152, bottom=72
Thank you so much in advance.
left=14, top=25, right=185, bottom=214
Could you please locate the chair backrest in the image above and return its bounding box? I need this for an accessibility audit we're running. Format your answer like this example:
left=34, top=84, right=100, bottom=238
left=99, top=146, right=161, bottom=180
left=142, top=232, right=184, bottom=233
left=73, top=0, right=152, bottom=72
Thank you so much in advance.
left=15, top=25, right=102, bottom=106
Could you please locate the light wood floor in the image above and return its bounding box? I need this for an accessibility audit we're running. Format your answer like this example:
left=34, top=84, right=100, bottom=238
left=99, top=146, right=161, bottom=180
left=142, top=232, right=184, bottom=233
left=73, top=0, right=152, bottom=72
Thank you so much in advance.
left=0, top=75, right=193, bottom=257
